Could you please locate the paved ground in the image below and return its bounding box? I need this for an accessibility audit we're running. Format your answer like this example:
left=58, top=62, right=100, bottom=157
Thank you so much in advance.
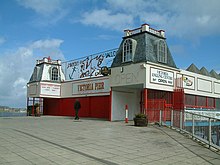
left=0, top=116, right=220, bottom=165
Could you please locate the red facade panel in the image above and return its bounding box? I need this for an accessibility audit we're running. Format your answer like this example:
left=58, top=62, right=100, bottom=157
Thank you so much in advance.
left=90, top=96, right=110, bottom=118
left=43, top=96, right=110, bottom=119
left=173, top=89, right=184, bottom=110
left=43, top=98, right=61, bottom=115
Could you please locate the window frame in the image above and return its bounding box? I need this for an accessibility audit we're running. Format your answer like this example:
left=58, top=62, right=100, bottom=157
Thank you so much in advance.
left=122, top=38, right=136, bottom=63
left=157, top=40, right=167, bottom=64
left=51, top=67, right=59, bottom=81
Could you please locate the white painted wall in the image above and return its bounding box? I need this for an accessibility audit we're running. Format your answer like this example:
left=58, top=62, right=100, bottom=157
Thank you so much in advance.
left=27, top=82, right=40, bottom=98
left=27, top=82, right=61, bottom=98
left=180, top=69, right=220, bottom=98
left=61, top=77, right=110, bottom=98
left=41, top=64, right=51, bottom=81
left=111, top=88, right=140, bottom=121
left=198, top=78, right=212, bottom=93
left=214, top=82, right=220, bottom=94
left=110, top=63, right=146, bottom=87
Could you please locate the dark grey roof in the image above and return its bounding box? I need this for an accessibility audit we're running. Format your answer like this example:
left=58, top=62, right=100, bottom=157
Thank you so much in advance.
left=186, top=64, right=220, bottom=80
left=200, top=67, right=211, bottom=76
left=111, top=31, right=177, bottom=68
left=29, top=66, right=43, bottom=82
left=210, top=70, right=220, bottom=79
left=186, top=63, right=201, bottom=74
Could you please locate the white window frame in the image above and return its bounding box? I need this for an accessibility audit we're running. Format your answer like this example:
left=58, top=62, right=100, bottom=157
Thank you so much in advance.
left=157, top=40, right=167, bottom=63
left=51, top=67, right=59, bottom=81
left=122, top=39, right=136, bottom=63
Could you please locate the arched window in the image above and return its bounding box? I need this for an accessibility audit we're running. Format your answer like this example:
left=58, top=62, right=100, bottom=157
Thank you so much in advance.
left=122, top=39, right=136, bottom=62
left=33, top=67, right=38, bottom=81
left=51, top=67, right=58, bottom=81
left=157, top=40, right=167, bottom=63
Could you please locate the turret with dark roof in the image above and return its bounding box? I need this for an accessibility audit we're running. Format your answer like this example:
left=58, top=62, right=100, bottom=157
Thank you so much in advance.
left=111, top=24, right=177, bottom=68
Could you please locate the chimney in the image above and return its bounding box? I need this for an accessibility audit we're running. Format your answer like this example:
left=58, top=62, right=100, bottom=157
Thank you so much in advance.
left=124, top=29, right=130, bottom=37
left=141, top=23, right=150, bottom=32
left=159, top=30, right=165, bottom=38
left=43, top=57, right=48, bottom=63
left=57, top=60, right=61, bottom=65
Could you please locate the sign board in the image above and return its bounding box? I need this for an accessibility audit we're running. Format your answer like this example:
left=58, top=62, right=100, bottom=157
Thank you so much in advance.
left=72, top=78, right=110, bottom=95
left=150, top=68, right=174, bottom=86
left=40, top=84, right=61, bottom=96
left=101, top=66, right=110, bottom=76
left=63, top=49, right=117, bottom=81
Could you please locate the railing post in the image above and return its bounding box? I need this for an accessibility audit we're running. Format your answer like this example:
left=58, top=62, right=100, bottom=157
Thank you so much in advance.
left=171, top=110, right=173, bottom=127
left=180, top=111, right=183, bottom=131
left=192, top=114, right=194, bottom=139
left=208, top=118, right=212, bottom=148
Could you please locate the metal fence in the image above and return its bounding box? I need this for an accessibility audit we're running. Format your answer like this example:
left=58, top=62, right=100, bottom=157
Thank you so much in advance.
left=158, top=109, right=220, bottom=150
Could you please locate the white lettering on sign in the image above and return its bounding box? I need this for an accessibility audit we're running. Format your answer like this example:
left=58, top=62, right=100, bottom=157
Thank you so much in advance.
left=150, top=68, right=174, bottom=86
left=40, top=84, right=60, bottom=96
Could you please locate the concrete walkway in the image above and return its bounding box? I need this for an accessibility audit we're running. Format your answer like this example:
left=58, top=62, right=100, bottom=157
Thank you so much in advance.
left=0, top=116, right=220, bottom=165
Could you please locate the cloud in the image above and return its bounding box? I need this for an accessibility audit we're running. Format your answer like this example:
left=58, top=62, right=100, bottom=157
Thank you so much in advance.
left=31, top=39, right=63, bottom=49
left=17, top=0, right=69, bottom=25
left=0, top=39, right=64, bottom=108
left=80, top=0, right=220, bottom=39
left=17, top=0, right=62, bottom=16
left=80, top=9, right=134, bottom=31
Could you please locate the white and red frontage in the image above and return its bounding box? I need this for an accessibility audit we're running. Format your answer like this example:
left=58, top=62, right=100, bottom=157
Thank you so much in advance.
left=109, top=61, right=220, bottom=122
left=27, top=59, right=220, bottom=121
left=27, top=24, right=220, bottom=122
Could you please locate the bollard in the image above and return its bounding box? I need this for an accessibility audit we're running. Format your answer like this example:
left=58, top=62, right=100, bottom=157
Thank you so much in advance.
left=159, top=110, right=162, bottom=125
left=125, top=105, right=128, bottom=123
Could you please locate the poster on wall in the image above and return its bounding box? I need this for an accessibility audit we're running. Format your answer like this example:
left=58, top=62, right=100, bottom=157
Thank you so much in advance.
left=150, top=68, right=174, bottom=86
left=40, top=84, right=61, bottom=96
left=63, top=49, right=117, bottom=81
left=182, top=75, right=195, bottom=90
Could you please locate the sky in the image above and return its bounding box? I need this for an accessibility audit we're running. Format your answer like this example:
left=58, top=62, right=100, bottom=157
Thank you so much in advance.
left=0, top=0, right=220, bottom=108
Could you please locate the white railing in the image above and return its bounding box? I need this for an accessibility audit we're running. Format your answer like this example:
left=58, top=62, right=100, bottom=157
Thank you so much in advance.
left=127, top=27, right=162, bottom=37
left=159, top=109, right=220, bottom=150
left=149, top=27, right=161, bottom=36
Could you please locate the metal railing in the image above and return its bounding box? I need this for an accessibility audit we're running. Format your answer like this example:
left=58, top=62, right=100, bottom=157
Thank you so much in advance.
left=159, top=109, right=220, bottom=150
